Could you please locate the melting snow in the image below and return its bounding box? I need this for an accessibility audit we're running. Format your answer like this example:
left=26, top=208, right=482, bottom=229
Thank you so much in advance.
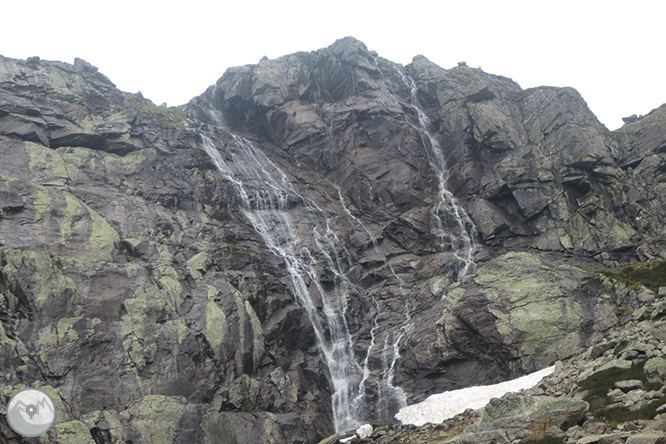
left=395, top=366, right=555, bottom=426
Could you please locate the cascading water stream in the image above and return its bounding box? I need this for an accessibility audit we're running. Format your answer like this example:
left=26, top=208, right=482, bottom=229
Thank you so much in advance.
left=195, top=99, right=415, bottom=431
left=314, top=68, right=412, bottom=420
left=371, top=59, right=476, bottom=280
left=336, top=187, right=409, bottom=418
left=200, top=131, right=362, bottom=432
left=392, top=69, right=477, bottom=280
left=193, top=59, right=475, bottom=430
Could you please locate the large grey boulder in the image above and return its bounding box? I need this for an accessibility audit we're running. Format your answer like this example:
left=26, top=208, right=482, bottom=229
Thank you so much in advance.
left=456, top=394, right=588, bottom=443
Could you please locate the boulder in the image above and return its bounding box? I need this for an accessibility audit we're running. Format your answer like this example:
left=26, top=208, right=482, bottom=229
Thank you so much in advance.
left=317, top=433, right=340, bottom=444
left=458, top=395, right=588, bottom=443
left=615, top=379, right=644, bottom=391
left=644, top=357, right=666, bottom=384
left=625, top=434, right=666, bottom=444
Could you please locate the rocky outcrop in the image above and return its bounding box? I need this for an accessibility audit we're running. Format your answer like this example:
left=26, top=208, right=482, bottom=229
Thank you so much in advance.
left=408, top=54, right=666, bottom=263
left=1, top=37, right=666, bottom=443
left=456, top=394, right=589, bottom=442
left=398, top=251, right=625, bottom=398
left=0, top=55, right=332, bottom=443
left=347, top=294, right=666, bottom=443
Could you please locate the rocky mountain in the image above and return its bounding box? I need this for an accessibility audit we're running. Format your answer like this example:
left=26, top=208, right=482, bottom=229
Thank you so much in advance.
left=0, top=37, right=665, bottom=443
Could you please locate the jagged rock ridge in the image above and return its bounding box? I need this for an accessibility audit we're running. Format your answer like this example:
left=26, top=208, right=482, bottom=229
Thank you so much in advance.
left=0, top=37, right=665, bottom=443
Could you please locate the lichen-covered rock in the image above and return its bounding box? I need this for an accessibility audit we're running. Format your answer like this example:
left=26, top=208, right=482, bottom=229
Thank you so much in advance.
left=625, top=434, right=666, bottom=444
left=2, top=37, right=666, bottom=444
left=455, top=394, right=588, bottom=443
left=399, top=251, right=622, bottom=397
left=643, top=357, right=666, bottom=383
left=0, top=55, right=332, bottom=443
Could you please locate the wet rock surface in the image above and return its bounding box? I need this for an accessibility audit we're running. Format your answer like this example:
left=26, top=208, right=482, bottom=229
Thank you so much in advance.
left=1, top=37, right=666, bottom=443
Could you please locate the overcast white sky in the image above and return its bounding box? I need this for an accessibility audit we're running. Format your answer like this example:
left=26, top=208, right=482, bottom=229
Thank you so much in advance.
left=2, top=0, right=664, bottom=129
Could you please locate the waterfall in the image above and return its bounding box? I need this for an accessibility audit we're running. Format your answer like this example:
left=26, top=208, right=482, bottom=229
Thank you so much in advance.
left=195, top=96, right=408, bottom=430
left=193, top=59, right=475, bottom=430
left=393, top=69, right=477, bottom=280
left=336, top=187, right=409, bottom=419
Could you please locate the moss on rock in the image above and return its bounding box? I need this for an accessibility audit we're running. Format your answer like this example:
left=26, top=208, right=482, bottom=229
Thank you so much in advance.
left=591, top=260, right=666, bottom=292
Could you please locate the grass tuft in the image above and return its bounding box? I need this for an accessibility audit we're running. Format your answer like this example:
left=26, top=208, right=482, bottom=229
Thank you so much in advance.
left=586, top=260, right=666, bottom=291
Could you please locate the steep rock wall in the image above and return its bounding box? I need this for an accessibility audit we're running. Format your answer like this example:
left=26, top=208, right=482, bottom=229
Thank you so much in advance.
left=1, top=38, right=665, bottom=443
left=0, top=55, right=332, bottom=444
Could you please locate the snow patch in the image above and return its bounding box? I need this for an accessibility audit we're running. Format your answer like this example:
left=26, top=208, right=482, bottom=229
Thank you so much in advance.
left=395, top=366, right=555, bottom=426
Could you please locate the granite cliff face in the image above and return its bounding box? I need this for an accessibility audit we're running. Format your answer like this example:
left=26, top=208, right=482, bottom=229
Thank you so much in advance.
left=1, top=38, right=665, bottom=443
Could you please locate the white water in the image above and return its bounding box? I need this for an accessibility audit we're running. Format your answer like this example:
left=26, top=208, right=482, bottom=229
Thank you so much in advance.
left=197, top=62, right=479, bottom=430
left=395, top=366, right=555, bottom=426
left=336, top=188, right=410, bottom=417
left=201, top=131, right=367, bottom=432
left=393, top=69, right=477, bottom=281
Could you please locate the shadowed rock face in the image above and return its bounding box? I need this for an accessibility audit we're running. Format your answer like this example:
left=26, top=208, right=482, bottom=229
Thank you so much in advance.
left=1, top=38, right=666, bottom=443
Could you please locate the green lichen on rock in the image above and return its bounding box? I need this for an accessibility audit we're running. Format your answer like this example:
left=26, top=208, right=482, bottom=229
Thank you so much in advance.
left=1, top=249, right=79, bottom=309
left=473, top=252, right=611, bottom=361
left=89, top=207, right=119, bottom=256
left=102, top=149, right=149, bottom=173
left=125, top=395, right=191, bottom=443
left=116, top=94, right=189, bottom=130
left=120, top=288, right=152, bottom=368
left=205, top=285, right=228, bottom=352
left=186, top=251, right=209, bottom=279
left=557, top=228, right=574, bottom=250
left=61, top=194, right=84, bottom=241
left=0, top=321, right=16, bottom=351
left=59, top=146, right=95, bottom=170
left=252, top=55, right=309, bottom=107
left=124, top=261, right=144, bottom=278
left=156, top=266, right=182, bottom=298
left=643, top=357, right=666, bottom=383
left=25, top=141, right=72, bottom=182
left=41, top=420, right=94, bottom=444
left=564, top=201, right=640, bottom=254
left=164, top=318, right=190, bottom=345
left=57, top=316, right=83, bottom=341
left=33, top=186, right=51, bottom=222
left=76, top=410, right=125, bottom=443
left=36, top=324, right=58, bottom=348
